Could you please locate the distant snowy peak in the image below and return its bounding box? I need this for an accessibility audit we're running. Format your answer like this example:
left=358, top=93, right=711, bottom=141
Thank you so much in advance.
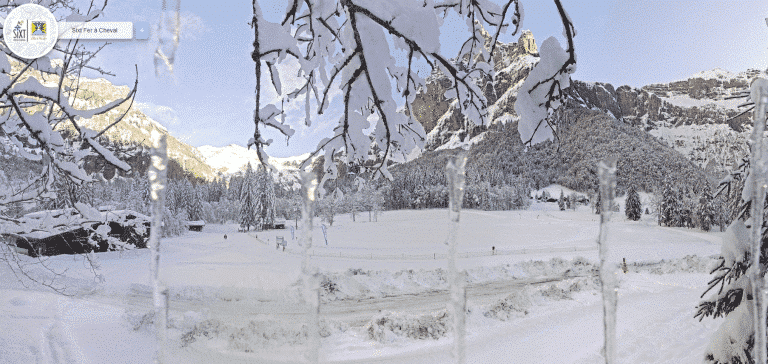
left=642, top=68, right=768, bottom=106
left=688, top=68, right=737, bottom=81
left=197, top=144, right=312, bottom=178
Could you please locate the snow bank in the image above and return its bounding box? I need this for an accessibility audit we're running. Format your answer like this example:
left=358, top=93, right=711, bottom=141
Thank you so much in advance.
left=482, top=288, right=532, bottom=320
left=176, top=317, right=349, bottom=352
left=318, top=255, right=716, bottom=303
left=367, top=310, right=450, bottom=343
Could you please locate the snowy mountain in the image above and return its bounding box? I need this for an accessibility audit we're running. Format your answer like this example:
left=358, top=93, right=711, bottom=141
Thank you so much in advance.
left=412, top=28, right=540, bottom=150
left=41, top=71, right=218, bottom=181
left=567, top=68, right=767, bottom=178
left=197, top=143, right=315, bottom=185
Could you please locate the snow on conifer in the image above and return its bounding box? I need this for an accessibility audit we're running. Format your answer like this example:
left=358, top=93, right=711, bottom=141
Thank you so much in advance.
left=625, top=185, right=641, bottom=221
left=696, top=79, right=768, bottom=363
left=255, top=165, right=276, bottom=230
left=698, top=186, right=716, bottom=232
left=239, top=162, right=257, bottom=231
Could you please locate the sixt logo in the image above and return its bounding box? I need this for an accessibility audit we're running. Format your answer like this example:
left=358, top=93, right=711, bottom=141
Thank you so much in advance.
left=12, top=20, right=26, bottom=41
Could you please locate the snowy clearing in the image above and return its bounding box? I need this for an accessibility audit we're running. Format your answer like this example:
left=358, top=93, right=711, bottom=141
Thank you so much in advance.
left=0, top=205, right=724, bottom=363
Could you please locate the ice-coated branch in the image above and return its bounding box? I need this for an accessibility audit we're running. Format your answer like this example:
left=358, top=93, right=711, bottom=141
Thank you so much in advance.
left=445, top=151, right=468, bottom=364
left=749, top=78, right=768, bottom=364
left=597, top=157, right=617, bottom=364
left=148, top=130, right=168, bottom=364
left=299, top=170, right=320, bottom=363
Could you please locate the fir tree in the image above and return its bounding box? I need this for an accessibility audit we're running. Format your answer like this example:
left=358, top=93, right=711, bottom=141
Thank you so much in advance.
left=188, top=187, right=204, bottom=221
left=177, top=179, right=195, bottom=220
left=698, top=185, right=716, bottom=232
left=254, top=166, right=276, bottom=230
left=625, top=185, right=642, bottom=221
left=558, top=189, right=566, bottom=211
left=659, top=181, right=678, bottom=227
left=239, top=163, right=257, bottom=231
left=696, top=157, right=768, bottom=362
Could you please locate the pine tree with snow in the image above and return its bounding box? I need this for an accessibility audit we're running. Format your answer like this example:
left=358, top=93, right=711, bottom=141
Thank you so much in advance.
left=239, top=163, right=257, bottom=231
left=698, top=185, right=716, bottom=232
left=187, top=186, right=205, bottom=222
left=696, top=80, right=768, bottom=363
left=625, top=185, right=642, bottom=221
left=558, top=189, right=566, bottom=211
left=178, top=179, right=195, bottom=220
left=659, top=181, right=679, bottom=227
left=255, top=165, right=276, bottom=230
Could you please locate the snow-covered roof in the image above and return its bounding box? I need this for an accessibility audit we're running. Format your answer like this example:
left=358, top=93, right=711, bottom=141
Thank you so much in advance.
left=185, top=220, right=206, bottom=226
left=1, top=208, right=149, bottom=240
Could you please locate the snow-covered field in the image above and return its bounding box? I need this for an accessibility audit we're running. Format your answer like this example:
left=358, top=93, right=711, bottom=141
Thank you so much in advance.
left=1, top=204, right=725, bottom=363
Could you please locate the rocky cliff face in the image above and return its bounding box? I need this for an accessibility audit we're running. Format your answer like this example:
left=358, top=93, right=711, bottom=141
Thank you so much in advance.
left=567, top=68, right=767, bottom=132
left=411, top=28, right=540, bottom=150
left=412, top=32, right=767, bottom=181
left=566, top=68, right=767, bottom=178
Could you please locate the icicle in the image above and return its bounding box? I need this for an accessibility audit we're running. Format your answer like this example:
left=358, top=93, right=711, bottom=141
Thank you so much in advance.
left=148, top=130, right=168, bottom=364
left=597, top=157, right=617, bottom=364
left=154, top=0, right=182, bottom=76
left=445, top=151, right=468, bottom=364
left=299, top=170, right=320, bottom=363
left=749, top=78, right=768, bottom=364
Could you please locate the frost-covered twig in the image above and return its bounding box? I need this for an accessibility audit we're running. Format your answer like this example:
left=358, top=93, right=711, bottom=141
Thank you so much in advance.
left=446, top=151, right=468, bottom=364
left=597, top=157, right=617, bottom=364
left=749, top=78, right=768, bottom=364
left=148, top=131, right=168, bottom=364
left=299, top=170, right=320, bottom=363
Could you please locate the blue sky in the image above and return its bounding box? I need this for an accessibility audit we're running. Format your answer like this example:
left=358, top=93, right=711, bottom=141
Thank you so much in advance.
left=81, top=0, right=768, bottom=157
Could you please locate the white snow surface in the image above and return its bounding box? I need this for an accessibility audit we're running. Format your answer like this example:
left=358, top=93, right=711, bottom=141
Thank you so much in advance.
left=0, top=207, right=724, bottom=363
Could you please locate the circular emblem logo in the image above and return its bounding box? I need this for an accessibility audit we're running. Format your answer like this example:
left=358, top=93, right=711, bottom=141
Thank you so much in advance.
left=3, top=4, right=58, bottom=59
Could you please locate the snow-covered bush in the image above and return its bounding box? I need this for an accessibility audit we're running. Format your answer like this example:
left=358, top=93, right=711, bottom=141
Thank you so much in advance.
left=367, top=310, right=450, bottom=342
left=483, top=288, right=531, bottom=320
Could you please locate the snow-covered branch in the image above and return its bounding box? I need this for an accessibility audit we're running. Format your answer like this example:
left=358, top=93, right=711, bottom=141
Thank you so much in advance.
left=251, top=0, right=550, bottom=183
left=515, top=0, right=575, bottom=146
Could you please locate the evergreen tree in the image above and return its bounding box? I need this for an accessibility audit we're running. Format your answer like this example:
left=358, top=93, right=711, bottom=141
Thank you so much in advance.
left=254, top=166, right=276, bottom=230
left=558, top=189, right=566, bottom=211
left=698, top=185, right=716, bottom=232
left=659, top=181, right=678, bottom=227
left=625, top=185, right=642, bottom=221
left=179, top=179, right=195, bottom=220
left=239, top=163, right=257, bottom=231
left=696, top=157, right=768, bottom=362
left=188, top=187, right=204, bottom=221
